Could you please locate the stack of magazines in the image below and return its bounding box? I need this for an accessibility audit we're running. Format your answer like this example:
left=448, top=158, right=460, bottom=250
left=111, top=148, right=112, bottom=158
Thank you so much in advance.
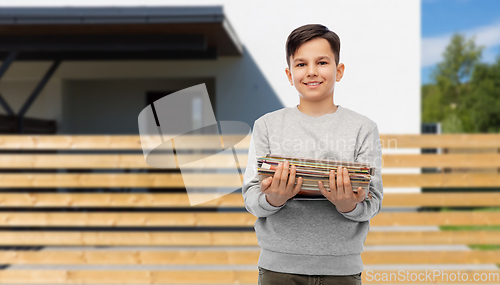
left=257, top=154, right=374, bottom=200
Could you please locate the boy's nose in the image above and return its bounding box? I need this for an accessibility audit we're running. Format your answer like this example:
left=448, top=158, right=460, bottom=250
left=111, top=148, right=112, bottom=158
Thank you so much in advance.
left=307, top=66, right=318, bottom=77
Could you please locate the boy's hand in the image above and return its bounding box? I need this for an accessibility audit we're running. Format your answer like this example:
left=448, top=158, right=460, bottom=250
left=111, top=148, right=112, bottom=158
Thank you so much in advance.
left=260, top=160, right=303, bottom=207
left=317, top=167, right=366, bottom=213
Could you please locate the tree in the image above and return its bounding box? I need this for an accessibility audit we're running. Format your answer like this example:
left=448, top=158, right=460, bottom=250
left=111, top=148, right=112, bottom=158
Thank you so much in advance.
left=423, top=33, right=486, bottom=133
left=422, top=84, right=445, bottom=123
left=465, top=54, right=500, bottom=133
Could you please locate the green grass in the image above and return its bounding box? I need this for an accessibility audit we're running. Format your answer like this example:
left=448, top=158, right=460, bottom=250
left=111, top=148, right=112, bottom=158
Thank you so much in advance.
left=468, top=245, right=500, bottom=250
left=468, top=246, right=500, bottom=268
left=438, top=207, right=500, bottom=264
left=471, top=207, right=500, bottom=212
left=439, top=207, right=500, bottom=232
left=440, top=225, right=500, bottom=231
left=431, top=194, right=500, bottom=267
left=438, top=207, right=500, bottom=231
left=440, top=206, right=500, bottom=212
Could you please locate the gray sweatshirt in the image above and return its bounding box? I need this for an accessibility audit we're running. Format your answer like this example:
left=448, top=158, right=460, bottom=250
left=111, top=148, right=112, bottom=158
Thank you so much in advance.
left=242, top=104, right=383, bottom=275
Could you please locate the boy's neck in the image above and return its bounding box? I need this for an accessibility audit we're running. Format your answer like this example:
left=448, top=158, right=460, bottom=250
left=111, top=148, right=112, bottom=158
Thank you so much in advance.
left=297, top=98, right=338, bottom=117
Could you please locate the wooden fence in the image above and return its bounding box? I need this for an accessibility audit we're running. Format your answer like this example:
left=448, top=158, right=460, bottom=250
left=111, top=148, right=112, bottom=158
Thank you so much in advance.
left=0, top=134, right=499, bottom=284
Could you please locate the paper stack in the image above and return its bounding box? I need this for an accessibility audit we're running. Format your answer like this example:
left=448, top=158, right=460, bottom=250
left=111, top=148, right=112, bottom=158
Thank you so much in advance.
left=257, top=154, right=374, bottom=200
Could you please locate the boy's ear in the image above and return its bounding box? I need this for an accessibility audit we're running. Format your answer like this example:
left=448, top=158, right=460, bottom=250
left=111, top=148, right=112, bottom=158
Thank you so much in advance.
left=285, top=67, right=293, bottom=86
left=336, top=63, right=345, bottom=82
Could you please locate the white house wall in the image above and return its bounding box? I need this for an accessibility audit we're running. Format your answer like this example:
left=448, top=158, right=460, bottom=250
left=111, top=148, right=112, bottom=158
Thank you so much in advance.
left=0, top=0, right=420, bottom=135
left=0, top=0, right=421, bottom=193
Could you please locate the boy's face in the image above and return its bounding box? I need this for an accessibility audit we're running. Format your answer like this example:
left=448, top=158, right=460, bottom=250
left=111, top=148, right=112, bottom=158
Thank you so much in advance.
left=285, top=38, right=344, bottom=102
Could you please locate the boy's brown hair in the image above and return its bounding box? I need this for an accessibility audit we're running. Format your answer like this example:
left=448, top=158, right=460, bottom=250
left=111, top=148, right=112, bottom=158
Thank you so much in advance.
left=285, top=24, right=341, bottom=68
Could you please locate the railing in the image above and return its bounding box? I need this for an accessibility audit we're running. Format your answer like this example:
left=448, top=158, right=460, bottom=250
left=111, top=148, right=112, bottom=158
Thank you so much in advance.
left=0, top=134, right=499, bottom=284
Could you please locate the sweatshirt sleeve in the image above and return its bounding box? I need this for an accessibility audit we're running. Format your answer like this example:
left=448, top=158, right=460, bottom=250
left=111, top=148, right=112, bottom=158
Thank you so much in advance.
left=337, top=123, right=384, bottom=222
left=242, top=118, right=286, bottom=218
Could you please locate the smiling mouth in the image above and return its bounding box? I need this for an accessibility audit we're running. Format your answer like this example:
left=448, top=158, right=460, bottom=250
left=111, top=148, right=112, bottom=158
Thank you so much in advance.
left=304, top=82, right=322, bottom=86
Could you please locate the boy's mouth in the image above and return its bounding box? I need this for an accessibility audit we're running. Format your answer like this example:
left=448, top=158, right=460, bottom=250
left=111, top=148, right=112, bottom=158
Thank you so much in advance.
left=304, top=82, right=322, bottom=88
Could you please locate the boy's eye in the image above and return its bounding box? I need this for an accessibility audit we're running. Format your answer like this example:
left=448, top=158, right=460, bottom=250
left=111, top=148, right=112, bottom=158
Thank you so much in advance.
left=296, top=62, right=328, bottom=67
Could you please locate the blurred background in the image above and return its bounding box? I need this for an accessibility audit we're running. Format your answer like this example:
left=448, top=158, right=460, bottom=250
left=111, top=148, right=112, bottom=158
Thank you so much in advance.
left=422, top=0, right=500, bottom=134
left=0, top=0, right=498, bottom=284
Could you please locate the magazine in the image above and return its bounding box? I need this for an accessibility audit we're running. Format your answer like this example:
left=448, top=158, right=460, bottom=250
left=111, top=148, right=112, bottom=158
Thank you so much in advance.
left=257, top=154, right=374, bottom=201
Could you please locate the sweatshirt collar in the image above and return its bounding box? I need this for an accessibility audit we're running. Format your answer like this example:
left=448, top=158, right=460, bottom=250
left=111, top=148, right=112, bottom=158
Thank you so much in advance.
left=291, top=104, right=343, bottom=123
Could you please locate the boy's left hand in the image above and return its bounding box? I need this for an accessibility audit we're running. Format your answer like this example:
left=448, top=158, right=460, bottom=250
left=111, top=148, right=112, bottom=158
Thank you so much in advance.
left=317, top=166, right=366, bottom=213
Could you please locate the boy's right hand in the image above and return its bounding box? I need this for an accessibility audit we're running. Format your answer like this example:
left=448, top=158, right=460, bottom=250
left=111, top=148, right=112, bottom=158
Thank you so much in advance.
left=260, top=160, right=303, bottom=207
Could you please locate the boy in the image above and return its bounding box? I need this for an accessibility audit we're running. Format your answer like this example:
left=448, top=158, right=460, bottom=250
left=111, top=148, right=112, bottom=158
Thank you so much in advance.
left=242, top=24, right=384, bottom=285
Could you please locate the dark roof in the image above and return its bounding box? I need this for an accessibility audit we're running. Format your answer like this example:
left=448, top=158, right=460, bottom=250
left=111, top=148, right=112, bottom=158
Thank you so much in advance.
left=0, top=6, right=243, bottom=60
left=0, top=6, right=229, bottom=25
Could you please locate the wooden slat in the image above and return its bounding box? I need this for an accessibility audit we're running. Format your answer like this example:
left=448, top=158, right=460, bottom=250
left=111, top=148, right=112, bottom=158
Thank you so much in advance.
left=382, top=193, right=500, bottom=207
left=0, top=135, right=250, bottom=150
left=380, top=134, right=500, bottom=148
left=383, top=173, right=500, bottom=187
left=0, top=154, right=249, bottom=169
left=0, top=212, right=256, bottom=227
left=0, top=231, right=499, bottom=246
left=366, top=231, right=500, bottom=245
left=363, top=250, right=500, bottom=264
left=0, top=193, right=499, bottom=207
left=1, top=134, right=500, bottom=150
left=0, top=173, right=231, bottom=188
left=0, top=250, right=260, bottom=265
left=0, top=193, right=244, bottom=207
left=382, top=153, right=500, bottom=168
left=0, top=270, right=499, bottom=284
left=1, top=250, right=500, bottom=265
left=1, top=212, right=499, bottom=227
left=0, top=270, right=257, bottom=284
left=371, top=212, right=500, bottom=226
left=1, top=153, right=499, bottom=168
left=0, top=173, right=499, bottom=187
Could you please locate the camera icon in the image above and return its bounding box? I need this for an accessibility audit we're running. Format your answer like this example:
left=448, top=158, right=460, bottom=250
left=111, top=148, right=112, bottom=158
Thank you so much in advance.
left=138, top=83, right=251, bottom=205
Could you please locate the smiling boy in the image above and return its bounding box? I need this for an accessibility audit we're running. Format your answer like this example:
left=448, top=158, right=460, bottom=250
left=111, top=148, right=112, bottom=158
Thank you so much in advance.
left=242, top=24, right=384, bottom=285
